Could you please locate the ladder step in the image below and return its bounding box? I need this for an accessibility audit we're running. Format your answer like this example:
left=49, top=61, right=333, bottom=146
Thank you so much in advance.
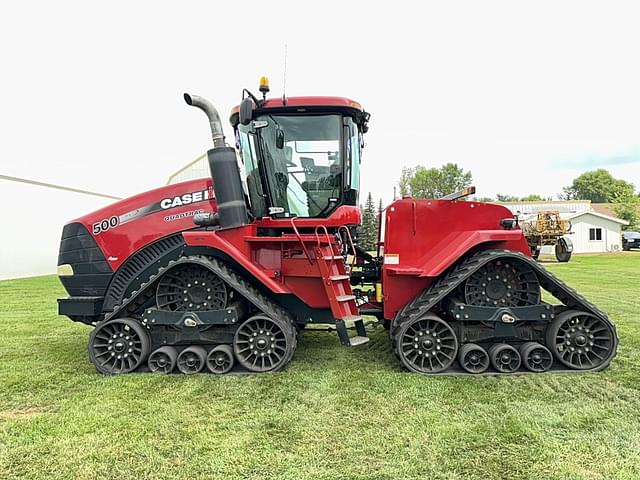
left=335, top=319, right=369, bottom=347
left=341, top=315, right=362, bottom=322
left=330, top=274, right=350, bottom=281
left=336, top=295, right=356, bottom=302
left=348, top=336, right=370, bottom=347
left=323, top=255, right=344, bottom=260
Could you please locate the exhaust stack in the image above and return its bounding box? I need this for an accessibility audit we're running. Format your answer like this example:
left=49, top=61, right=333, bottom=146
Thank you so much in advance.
left=184, top=92, right=248, bottom=229
left=183, top=93, right=226, bottom=148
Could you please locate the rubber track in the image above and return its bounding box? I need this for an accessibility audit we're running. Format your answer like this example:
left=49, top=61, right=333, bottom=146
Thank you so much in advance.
left=103, top=255, right=297, bottom=368
left=390, top=249, right=618, bottom=373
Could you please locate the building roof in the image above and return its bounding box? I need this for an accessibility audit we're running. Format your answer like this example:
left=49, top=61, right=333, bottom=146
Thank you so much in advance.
left=591, top=203, right=617, bottom=217
left=566, top=210, right=629, bottom=225
left=500, top=200, right=591, bottom=214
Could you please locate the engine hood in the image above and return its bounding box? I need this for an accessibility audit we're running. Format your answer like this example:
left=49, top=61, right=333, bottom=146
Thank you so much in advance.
left=68, top=178, right=216, bottom=271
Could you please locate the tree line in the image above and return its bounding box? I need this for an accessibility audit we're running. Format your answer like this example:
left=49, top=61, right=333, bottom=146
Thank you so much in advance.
left=359, top=164, right=639, bottom=248
left=358, top=193, right=383, bottom=252
left=396, top=164, right=639, bottom=229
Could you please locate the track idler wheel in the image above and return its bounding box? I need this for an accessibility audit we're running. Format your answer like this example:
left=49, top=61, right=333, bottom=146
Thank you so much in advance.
left=458, top=343, right=490, bottom=374
left=233, top=314, right=296, bottom=373
left=519, top=342, right=553, bottom=372
left=176, top=346, right=207, bottom=374
left=545, top=310, right=616, bottom=370
left=206, top=345, right=235, bottom=374
left=489, top=343, right=521, bottom=373
left=148, top=346, right=178, bottom=373
left=89, top=318, right=150, bottom=374
left=396, top=313, right=458, bottom=374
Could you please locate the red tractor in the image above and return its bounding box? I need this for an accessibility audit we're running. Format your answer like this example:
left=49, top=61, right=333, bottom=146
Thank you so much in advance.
left=57, top=80, right=618, bottom=375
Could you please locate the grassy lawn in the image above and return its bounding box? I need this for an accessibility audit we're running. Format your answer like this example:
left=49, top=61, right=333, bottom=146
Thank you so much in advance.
left=1, top=253, right=639, bottom=479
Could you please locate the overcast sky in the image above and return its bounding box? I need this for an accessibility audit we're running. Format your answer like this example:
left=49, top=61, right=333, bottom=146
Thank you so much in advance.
left=1, top=0, right=639, bottom=206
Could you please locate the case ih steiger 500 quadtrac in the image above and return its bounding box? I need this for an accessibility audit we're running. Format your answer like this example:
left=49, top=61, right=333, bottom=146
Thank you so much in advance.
left=57, top=80, right=618, bottom=375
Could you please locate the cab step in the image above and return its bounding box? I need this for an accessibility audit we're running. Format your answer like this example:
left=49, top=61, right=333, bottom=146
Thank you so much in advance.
left=335, top=318, right=369, bottom=347
left=336, top=295, right=356, bottom=302
left=315, top=242, right=369, bottom=347
left=347, top=336, right=370, bottom=347
left=330, top=274, right=350, bottom=281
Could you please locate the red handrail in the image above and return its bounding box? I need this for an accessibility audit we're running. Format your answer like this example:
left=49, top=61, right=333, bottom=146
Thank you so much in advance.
left=290, top=217, right=314, bottom=265
left=314, top=224, right=333, bottom=248
left=338, top=225, right=357, bottom=267
left=315, top=224, right=337, bottom=268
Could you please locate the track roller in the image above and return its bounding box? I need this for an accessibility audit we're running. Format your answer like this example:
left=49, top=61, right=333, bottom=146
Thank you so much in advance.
left=519, top=342, right=553, bottom=372
left=176, top=346, right=207, bottom=374
left=489, top=343, right=521, bottom=373
left=148, top=346, right=178, bottom=373
left=89, top=318, right=150, bottom=374
left=458, top=343, right=490, bottom=374
left=206, top=345, right=235, bottom=374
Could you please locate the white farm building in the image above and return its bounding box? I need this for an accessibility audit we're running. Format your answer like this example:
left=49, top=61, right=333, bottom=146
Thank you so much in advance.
left=500, top=201, right=629, bottom=254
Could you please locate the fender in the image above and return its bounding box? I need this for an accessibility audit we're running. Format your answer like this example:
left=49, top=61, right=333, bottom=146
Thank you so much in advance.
left=385, top=230, right=525, bottom=278
left=381, top=198, right=532, bottom=320
left=182, top=227, right=289, bottom=295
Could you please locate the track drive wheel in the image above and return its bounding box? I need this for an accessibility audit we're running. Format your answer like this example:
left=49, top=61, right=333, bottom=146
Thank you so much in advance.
left=489, top=343, right=521, bottom=373
left=233, top=314, right=296, bottom=373
left=156, top=263, right=228, bottom=311
left=545, top=310, right=616, bottom=370
left=458, top=343, right=490, bottom=374
left=148, top=346, right=178, bottom=373
left=177, top=346, right=207, bottom=374
left=396, top=313, right=458, bottom=374
left=519, top=342, right=553, bottom=372
left=464, top=258, right=540, bottom=307
left=206, top=345, right=235, bottom=374
left=89, top=318, right=150, bottom=374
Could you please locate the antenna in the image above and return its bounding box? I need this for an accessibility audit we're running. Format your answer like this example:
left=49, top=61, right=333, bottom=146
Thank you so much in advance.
left=282, top=43, right=288, bottom=105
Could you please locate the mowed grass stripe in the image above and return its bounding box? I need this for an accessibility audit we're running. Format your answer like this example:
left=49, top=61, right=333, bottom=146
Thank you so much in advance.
left=0, top=253, right=639, bottom=479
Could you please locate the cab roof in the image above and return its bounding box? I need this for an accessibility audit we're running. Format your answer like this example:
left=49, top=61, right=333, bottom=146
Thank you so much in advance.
left=229, top=96, right=365, bottom=126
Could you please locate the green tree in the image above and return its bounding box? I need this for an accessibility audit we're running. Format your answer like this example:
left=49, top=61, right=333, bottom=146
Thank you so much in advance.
left=521, top=194, right=546, bottom=201
left=399, top=163, right=472, bottom=199
left=613, top=192, right=640, bottom=230
left=359, top=193, right=377, bottom=251
left=399, top=167, right=413, bottom=197
left=496, top=194, right=520, bottom=202
left=495, top=193, right=549, bottom=202
left=563, top=169, right=635, bottom=203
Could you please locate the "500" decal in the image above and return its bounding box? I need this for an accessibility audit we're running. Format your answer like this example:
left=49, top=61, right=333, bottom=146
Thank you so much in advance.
left=92, top=216, right=119, bottom=235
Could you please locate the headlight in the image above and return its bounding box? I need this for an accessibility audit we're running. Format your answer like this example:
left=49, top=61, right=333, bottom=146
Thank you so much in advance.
left=57, top=264, right=74, bottom=276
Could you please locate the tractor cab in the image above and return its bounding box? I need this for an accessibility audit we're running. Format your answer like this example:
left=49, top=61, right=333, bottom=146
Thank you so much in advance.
left=230, top=79, right=370, bottom=220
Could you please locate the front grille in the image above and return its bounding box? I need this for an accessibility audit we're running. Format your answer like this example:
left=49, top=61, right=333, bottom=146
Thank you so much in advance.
left=58, top=223, right=112, bottom=296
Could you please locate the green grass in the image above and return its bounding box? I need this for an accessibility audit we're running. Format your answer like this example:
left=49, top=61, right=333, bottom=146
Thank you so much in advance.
left=1, top=253, right=639, bottom=479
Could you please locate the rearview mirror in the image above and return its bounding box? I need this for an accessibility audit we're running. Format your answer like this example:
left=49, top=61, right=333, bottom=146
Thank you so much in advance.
left=239, top=97, right=253, bottom=126
left=276, top=129, right=285, bottom=149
